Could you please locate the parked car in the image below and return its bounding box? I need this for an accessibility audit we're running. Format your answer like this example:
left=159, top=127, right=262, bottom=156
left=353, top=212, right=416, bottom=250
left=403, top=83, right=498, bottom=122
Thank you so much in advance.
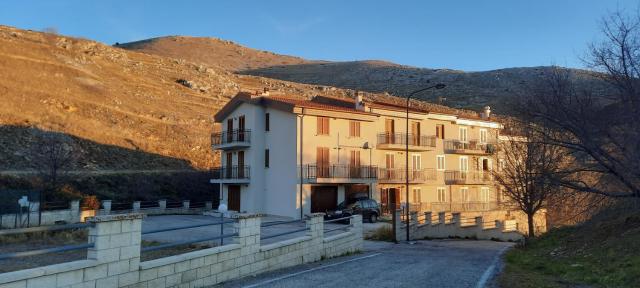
left=325, top=198, right=381, bottom=223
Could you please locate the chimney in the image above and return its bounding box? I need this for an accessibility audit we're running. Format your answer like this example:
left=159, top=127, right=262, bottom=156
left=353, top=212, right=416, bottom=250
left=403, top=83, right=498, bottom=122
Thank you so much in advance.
left=261, top=87, right=270, bottom=96
left=355, top=91, right=366, bottom=111
left=482, top=106, right=491, bottom=119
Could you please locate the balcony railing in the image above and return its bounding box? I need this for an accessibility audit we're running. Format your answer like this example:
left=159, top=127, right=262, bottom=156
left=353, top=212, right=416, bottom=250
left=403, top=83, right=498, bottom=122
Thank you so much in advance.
left=377, top=133, right=436, bottom=149
left=302, top=164, right=378, bottom=179
left=211, top=165, right=250, bottom=180
left=444, top=139, right=496, bottom=154
left=211, top=129, right=251, bottom=146
left=444, top=170, right=493, bottom=184
left=378, top=168, right=436, bottom=182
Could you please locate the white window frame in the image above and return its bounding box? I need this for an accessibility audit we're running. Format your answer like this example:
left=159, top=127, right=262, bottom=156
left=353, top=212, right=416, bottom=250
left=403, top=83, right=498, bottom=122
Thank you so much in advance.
left=412, top=187, right=421, bottom=203
left=412, top=154, right=422, bottom=170
left=479, top=129, right=488, bottom=144
left=437, top=187, right=447, bottom=202
left=436, top=155, right=445, bottom=171
left=459, top=156, right=469, bottom=172
left=459, top=127, right=468, bottom=142
left=460, top=187, right=469, bottom=202
left=480, top=187, right=490, bottom=202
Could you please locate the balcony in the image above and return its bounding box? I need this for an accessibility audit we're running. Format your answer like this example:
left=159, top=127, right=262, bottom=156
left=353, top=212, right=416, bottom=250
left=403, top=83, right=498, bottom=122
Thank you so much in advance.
left=378, top=168, right=436, bottom=183
left=444, top=170, right=493, bottom=185
left=210, top=165, right=250, bottom=184
left=211, top=129, right=251, bottom=150
left=377, top=133, right=436, bottom=151
left=444, top=139, right=497, bottom=155
left=301, top=164, right=377, bottom=184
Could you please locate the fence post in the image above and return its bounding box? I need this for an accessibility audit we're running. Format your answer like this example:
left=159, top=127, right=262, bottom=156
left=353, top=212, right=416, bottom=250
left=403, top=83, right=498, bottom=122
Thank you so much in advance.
left=158, top=199, right=167, bottom=212
left=205, top=201, right=213, bottom=210
left=70, top=200, right=80, bottom=223
left=232, top=214, right=261, bottom=277
left=87, top=213, right=143, bottom=286
left=305, top=213, right=325, bottom=262
left=452, top=213, right=461, bottom=224
left=438, top=212, right=445, bottom=224
left=132, top=201, right=141, bottom=212
left=182, top=200, right=190, bottom=210
left=424, top=211, right=432, bottom=225
left=409, top=211, right=418, bottom=225
left=394, top=209, right=403, bottom=242
left=102, top=200, right=112, bottom=215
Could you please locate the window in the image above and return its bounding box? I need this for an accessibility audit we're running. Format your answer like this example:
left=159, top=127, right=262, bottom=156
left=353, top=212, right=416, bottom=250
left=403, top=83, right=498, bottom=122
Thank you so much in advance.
left=459, top=156, right=469, bottom=172
left=412, top=188, right=421, bottom=203
left=459, top=127, right=468, bottom=142
left=265, top=113, right=270, bottom=131
left=412, top=154, right=421, bottom=170
left=461, top=187, right=469, bottom=202
left=349, top=121, right=361, bottom=137
left=479, top=129, right=487, bottom=143
left=437, top=187, right=447, bottom=202
left=436, top=155, right=445, bottom=171
left=317, top=117, right=330, bottom=135
left=436, top=124, right=445, bottom=139
left=385, top=153, right=395, bottom=169
left=480, top=187, right=490, bottom=202
left=265, top=149, right=269, bottom=168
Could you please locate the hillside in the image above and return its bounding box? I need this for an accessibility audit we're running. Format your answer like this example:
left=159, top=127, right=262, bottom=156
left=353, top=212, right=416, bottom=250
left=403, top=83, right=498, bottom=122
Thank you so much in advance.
left=0, top=25, right=475, bottom=173
left=118, top=37, right=613, bottom=113
left=115, top=36, right=323, bottom=72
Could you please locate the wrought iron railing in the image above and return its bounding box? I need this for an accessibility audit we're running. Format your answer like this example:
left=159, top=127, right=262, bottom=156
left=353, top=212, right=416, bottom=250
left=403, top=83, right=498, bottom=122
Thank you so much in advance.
left=444, top=170, right=493, bottom=184
left=301, top=164, right=377, bottom=179
left=377, top=133, right=436, bottom=148
left=211, top=165, right=251, bottom=180
left=211, top=129, right=251, bottom=146
left=378, top=168, right=436, bottom=182
left=444, top=139, right=497, bottom=153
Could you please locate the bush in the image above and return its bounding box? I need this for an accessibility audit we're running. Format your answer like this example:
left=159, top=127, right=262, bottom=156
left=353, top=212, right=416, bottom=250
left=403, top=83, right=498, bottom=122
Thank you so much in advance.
left=365, top=225, right=395, bottom=242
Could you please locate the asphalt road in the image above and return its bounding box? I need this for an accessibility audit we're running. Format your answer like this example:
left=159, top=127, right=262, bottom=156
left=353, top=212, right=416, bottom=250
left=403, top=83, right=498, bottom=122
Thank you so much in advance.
left=215, top=240, right=513, bottom=288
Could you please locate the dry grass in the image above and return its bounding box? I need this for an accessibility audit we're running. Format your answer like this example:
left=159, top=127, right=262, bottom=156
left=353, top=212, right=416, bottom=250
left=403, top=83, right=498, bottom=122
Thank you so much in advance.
left=365, top=225, right=395, bottom=242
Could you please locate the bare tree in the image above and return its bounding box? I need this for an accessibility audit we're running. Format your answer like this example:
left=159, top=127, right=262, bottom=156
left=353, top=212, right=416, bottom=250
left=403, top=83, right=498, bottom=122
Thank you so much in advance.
left=523, top=10, right=640, bottom=200
left=31, top=130, right=78, bottom=201
left=494, top=121, right=568, bottom=237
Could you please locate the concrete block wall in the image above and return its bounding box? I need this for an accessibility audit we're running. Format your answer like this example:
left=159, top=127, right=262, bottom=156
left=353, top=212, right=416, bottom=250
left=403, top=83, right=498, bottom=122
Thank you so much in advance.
left=0, top=213, right=144, bottom=288
left=0, top=213, right=363, bottom=288
left=395, top=210, right=524, bottom=241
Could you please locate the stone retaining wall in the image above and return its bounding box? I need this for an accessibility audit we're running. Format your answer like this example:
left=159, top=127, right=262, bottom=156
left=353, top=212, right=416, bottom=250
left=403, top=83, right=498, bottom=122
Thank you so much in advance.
left=395, top=210, right=530, bottom=242
left=0, top=213, right=362, bottom=288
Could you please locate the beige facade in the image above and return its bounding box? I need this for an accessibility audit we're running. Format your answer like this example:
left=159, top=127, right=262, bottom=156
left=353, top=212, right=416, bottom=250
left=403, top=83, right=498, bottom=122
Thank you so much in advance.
left=211, top=92, right=505, bottom=219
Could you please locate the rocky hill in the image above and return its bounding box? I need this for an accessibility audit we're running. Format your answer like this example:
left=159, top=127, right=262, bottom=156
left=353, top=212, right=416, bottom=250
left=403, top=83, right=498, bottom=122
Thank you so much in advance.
left=119, top=37, right=613, bottom=113
left=1, top=26, right=467, bottom=173
left=115, top=36, right=323, bottom=72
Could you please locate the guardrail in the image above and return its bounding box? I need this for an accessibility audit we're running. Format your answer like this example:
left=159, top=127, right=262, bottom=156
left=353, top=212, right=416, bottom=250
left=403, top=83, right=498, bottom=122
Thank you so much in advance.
left=377, top=133, right=437, bottom=148
left=444, top=140, right=497, bottom=154
left=301, top=164, right=378, bottom=179
left=323, top=216, right=355, bottom=233
left=141, top=213, right=237, bottom=251
left=211, top=129, right=251, bottom=146
left=0, top=223, right=94, bottom=260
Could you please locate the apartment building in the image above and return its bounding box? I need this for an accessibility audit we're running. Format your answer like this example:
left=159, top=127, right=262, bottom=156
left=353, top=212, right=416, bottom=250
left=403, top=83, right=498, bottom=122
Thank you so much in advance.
left=210, top=91, right=504, bottom=219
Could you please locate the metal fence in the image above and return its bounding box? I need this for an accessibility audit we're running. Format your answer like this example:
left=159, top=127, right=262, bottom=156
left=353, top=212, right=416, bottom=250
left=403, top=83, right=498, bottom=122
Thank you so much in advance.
left=301, top=164, right=378, bottom=179
left=377, top=133, right=437, bottom=148
left=260, top=219, right=308, bottom=241
left=0, top=223, right=93, bottom=260
left=141, top=214, right=237, bottom=252
left=211, top=129, right=252, bottom=146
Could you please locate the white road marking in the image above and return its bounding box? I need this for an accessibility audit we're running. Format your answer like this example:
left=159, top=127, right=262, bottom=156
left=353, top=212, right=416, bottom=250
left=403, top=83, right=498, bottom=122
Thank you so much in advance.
left=475, top=245, right=511, bottom=288
left=242, top=253, right=383, bottom=288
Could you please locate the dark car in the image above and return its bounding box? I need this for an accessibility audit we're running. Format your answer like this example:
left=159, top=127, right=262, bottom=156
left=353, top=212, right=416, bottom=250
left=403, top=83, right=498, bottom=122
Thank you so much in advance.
left=325, top=198, right=381, bottom=223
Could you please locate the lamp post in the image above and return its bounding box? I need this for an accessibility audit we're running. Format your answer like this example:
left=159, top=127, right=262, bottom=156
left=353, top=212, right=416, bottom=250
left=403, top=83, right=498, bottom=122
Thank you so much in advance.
left=405, top=84, right=445, bottom=242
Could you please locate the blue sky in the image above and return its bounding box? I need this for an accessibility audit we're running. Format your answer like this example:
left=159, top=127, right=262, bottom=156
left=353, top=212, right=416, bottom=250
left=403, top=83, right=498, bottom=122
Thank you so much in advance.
left=1, top=0, right=637, bottom=71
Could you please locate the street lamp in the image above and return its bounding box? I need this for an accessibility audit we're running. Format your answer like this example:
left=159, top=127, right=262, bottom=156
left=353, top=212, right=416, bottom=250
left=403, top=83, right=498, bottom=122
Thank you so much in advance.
left=404, top=84, right=446, bottom=242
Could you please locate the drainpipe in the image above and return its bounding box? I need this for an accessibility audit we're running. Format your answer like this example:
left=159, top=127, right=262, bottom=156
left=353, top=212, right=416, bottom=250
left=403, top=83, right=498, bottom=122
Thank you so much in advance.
left=299, top=109, right=305, bottom=219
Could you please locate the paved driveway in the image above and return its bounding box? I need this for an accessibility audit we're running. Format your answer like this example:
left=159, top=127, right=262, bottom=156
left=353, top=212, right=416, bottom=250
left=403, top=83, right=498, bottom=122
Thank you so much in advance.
left=215, top=240, right=513, bottom=288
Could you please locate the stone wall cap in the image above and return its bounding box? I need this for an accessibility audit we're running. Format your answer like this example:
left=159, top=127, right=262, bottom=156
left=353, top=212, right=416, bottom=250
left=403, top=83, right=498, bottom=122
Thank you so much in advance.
left=86, top=213, right=145, bottom=222
left=231, top=213, right=264, bottom=219
left=306, top=213, right=325, bottom=217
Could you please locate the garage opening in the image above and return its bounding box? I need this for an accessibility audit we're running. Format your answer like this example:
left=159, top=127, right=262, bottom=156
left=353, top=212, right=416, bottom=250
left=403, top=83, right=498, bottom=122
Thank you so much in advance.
left=311, top=186, right=338, bottom=213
